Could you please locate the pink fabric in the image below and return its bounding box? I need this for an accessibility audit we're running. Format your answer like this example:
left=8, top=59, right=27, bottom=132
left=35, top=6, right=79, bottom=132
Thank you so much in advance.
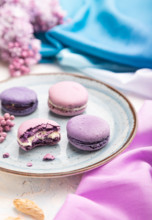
left=55, top=100, right=152, bottom=220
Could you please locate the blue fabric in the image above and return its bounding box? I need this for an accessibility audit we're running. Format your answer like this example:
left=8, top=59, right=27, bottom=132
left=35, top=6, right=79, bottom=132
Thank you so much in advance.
left=56, top=48, right=137, bottom=72
left=38, top=0, right=152, bottom=69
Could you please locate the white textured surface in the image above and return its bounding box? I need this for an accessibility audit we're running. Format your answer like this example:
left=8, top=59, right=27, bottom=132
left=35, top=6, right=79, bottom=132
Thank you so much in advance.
left=0, top=61, right=144, bottom=220
left=0, top=172, right=82, bottom=220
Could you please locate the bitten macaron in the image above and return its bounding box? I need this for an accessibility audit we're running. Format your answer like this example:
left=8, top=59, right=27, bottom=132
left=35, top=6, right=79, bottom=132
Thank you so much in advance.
left=17, top=118, right=60, bottom=151
left=66, top=115, right=110, bottom=151
left=0, top=87, right=38, bottom=116
left=48, top=81, right=88, bottom=116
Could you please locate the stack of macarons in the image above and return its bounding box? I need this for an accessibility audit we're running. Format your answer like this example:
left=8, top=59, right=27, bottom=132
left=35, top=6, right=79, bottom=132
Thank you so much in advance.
left=0, top=81, right=110, bottom=152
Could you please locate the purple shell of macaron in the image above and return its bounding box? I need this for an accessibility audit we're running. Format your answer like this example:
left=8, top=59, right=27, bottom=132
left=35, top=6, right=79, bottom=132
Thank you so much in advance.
left=66, top=115, right=110, bottom=151
left=0, top=87, right=38, bottom=116
left=18, top=118, right=60, bottom=151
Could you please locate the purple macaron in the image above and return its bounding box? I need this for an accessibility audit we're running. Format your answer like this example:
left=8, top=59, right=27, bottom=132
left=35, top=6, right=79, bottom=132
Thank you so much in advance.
left=66, top=115, right=110, bottom=151
left=0, top=87, right=38, bottom=116
left=17, top=118, right=61, bottom=151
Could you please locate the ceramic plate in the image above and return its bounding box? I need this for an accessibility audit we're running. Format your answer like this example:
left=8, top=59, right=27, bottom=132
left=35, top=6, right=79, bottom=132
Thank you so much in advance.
left=0, top=73, right=137, bottom=177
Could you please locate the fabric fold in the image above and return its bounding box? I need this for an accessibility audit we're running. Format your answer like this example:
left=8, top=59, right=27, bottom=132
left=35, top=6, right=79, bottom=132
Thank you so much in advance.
left=35, top=32, right=63, bottom=57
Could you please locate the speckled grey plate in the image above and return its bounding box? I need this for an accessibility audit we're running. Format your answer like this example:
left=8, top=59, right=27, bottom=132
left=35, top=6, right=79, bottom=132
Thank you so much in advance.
left=0, top=73, right=137, bottom=177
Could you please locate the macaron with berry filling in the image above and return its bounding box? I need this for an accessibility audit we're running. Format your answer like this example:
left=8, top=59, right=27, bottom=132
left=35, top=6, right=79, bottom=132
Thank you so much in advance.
left=66, top=115, right=110, bottom=151
left=0, top=87, right=38, bottom=116
left=48, top=81, right=88, bottom=116
left=17, top=118, right=61, bottom=151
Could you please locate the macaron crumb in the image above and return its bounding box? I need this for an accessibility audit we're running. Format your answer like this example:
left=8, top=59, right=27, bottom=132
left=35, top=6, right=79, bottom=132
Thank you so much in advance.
left=3, top=152, right=10, bottom=158
left=26, top=162, right=33, bottom=167
left=43, top=153, right=55, bottom=161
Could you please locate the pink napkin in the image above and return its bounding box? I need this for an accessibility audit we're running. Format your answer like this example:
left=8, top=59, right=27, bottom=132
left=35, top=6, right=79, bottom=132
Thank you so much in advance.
left=55, top=100, right=152, bottom=220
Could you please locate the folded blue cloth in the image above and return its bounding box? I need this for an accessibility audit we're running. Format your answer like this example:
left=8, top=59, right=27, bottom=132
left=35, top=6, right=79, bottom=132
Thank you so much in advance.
left=38, top=0, right=152, bottom=69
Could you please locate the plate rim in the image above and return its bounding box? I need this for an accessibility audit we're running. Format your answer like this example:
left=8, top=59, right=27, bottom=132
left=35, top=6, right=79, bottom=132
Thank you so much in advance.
left=0, top=72, right=137, bottom=177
